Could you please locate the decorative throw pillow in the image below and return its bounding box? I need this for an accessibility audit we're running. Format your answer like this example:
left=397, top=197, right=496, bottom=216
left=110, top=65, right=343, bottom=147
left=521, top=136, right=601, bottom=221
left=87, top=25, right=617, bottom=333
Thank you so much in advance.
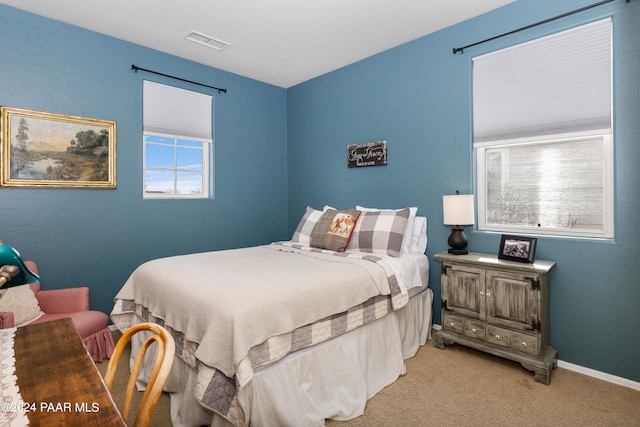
left=291, top=206, right=325, bottom=245
left=0, top=284, right=44, bottom=327
left=356, top=206, right=417, bottom=254
left=347, top=208, right=411, bottom=257
left=310, top=209, right=361, bottom=252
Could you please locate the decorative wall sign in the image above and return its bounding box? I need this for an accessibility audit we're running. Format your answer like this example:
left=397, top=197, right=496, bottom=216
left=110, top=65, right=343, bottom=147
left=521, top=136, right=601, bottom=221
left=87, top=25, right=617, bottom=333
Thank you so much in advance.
left=347, top=140, right=387, bottom=168
left=1, top=107, right=116, bottom=188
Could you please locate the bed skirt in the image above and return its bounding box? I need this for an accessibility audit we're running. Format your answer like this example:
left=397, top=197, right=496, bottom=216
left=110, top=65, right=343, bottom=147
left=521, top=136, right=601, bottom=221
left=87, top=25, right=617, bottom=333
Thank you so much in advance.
left=135, top=287, right=433, bottom=427
left=83, top=326, right=115, bottom=363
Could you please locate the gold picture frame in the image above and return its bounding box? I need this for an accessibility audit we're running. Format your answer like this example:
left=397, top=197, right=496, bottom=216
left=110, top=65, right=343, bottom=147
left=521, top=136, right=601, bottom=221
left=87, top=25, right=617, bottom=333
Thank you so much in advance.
left=1, top=106, right=116, bottom=188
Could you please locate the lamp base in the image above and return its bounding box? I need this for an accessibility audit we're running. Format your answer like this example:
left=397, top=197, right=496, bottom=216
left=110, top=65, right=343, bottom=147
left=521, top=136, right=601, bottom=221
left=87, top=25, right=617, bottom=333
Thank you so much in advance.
left=448, top=248, right=469, bottom=255
left=447, top=226, right=469, bottom=256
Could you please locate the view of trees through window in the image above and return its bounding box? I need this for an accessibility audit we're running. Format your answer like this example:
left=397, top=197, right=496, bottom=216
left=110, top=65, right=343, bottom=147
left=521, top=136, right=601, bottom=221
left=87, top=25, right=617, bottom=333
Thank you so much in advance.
left=483, top=135, right=608, bottom=234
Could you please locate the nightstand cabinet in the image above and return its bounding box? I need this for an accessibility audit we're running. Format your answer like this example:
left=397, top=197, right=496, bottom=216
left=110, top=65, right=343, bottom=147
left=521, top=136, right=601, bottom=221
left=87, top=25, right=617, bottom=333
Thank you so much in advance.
left=434, top=251, right=557, bottom=384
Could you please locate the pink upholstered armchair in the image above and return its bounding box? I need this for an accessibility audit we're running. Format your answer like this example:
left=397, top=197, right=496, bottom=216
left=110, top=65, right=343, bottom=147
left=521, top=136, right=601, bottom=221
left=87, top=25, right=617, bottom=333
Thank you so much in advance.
left=0, top=260, right=115, bottom=362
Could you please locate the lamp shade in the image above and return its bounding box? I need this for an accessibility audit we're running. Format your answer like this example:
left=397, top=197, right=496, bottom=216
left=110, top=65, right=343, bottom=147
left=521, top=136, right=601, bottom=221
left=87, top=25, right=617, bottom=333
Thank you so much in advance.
left=443, top=194, right=475, bottom=226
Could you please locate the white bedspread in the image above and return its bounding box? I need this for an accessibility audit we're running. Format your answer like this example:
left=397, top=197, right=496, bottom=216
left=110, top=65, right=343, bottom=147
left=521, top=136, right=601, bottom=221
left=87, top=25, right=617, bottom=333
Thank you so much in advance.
left=111, top=243, right=424, bottom=421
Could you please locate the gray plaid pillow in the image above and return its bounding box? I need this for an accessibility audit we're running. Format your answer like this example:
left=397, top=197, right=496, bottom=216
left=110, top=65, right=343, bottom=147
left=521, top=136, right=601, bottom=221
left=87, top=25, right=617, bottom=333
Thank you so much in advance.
left=347, top=208, right=410, bottom=257
left=291, top=206, right=324, bottom=245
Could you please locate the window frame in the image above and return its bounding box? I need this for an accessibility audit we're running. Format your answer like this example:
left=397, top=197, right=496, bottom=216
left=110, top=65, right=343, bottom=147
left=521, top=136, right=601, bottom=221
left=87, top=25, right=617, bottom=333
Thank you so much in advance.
left=472, top=18, right=614, bottom=239
left=143, top=134, right=210, bottom=199
left=475, top=132, right=614, bottom=239
left=142, top=80, right=213, bottom=200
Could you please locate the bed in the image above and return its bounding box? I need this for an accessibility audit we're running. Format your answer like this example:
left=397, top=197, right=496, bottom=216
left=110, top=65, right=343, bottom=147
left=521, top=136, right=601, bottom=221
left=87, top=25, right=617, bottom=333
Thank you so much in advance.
left=110, top=206, right=433, bottom=427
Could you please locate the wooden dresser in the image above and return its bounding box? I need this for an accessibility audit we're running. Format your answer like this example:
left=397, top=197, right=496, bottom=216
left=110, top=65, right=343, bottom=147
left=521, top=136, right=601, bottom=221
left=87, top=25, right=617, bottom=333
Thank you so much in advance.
left=433, top=251, right=557, bottom=384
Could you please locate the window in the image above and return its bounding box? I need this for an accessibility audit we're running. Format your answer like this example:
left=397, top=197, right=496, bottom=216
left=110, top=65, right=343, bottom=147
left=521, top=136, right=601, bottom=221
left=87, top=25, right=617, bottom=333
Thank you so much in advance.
left=473, top=18, right=613, bottom=238
left=144, top=135, right=207, bottom=195
left=143, top=81, right=213, bottom=199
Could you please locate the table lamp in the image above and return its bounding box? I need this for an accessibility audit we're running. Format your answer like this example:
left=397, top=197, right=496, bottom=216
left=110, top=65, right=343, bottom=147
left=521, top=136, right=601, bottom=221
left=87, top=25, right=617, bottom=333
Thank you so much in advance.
left=0, top=242, right=41, bottom=288
left=443, top=191, right=475, bottom=255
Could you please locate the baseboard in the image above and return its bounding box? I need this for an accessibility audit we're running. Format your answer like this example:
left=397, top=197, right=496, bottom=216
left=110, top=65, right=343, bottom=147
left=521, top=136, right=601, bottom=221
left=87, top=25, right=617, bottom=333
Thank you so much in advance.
left=557, top=360, right=640, bottom=391
left=432, top=323, right=640, bottom=391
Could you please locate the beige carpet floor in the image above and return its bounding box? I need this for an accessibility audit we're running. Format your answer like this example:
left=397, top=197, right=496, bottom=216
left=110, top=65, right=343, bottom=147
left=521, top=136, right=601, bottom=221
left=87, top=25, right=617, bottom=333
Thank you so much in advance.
left=96, top=330, right=640, bottom=426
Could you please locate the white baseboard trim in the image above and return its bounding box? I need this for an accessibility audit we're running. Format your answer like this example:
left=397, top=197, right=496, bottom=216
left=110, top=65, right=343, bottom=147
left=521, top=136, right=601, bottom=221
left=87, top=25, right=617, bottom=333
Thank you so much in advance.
left=557, top=360, right=640, bottom=391
left=432, top=323, right=640, bottom=391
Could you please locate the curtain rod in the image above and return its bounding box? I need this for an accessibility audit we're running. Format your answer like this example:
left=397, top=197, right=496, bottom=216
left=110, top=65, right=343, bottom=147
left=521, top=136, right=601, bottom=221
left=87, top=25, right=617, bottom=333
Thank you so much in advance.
left=131, top=64, right=227, bottom=93
left=452, top=0, right=627, bottom=54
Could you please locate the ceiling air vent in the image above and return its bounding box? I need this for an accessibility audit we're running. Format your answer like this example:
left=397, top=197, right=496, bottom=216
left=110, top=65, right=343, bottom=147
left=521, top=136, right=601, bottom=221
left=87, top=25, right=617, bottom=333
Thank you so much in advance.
left=183, top=30, right=230, bottom=51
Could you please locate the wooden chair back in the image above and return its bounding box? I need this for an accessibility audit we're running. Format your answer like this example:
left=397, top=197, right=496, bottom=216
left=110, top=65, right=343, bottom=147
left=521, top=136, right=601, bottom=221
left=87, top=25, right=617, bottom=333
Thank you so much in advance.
left=104, top=322, right=175, bottom=427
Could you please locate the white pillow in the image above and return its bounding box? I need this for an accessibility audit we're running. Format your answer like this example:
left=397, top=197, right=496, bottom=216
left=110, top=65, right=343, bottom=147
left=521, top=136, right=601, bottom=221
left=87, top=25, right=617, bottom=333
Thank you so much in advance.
left=410, top=216, right=428, bottom=253
left=0, top=285, right=44, bottom=327
left=356, top=206, right=417, bottom=254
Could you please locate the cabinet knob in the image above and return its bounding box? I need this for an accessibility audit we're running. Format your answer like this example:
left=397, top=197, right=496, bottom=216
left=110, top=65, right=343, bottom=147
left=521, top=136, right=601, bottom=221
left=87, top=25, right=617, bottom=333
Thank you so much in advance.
left=521, top=342, right=527, bottom=347
left=495, top=335, right=501, bottom=340
left=486, top=292, right=491, bottom=298
left=479, top=291, right=485, bottom=296
left=450, top=322, right=455, bottom=327
left=471, top=328, right=477, bottom=333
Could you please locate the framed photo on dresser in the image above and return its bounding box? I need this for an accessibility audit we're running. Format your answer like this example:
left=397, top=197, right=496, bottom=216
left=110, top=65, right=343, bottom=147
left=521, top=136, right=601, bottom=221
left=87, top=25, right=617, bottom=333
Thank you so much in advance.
left=498, top=235, right=537, bottom=263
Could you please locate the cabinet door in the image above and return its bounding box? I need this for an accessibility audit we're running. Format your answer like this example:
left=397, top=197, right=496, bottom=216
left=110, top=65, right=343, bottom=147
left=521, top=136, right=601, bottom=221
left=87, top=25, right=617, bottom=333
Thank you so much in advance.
left=441, top=263, right=485, bottom=320
left=485, top=270, right=540, bottom=332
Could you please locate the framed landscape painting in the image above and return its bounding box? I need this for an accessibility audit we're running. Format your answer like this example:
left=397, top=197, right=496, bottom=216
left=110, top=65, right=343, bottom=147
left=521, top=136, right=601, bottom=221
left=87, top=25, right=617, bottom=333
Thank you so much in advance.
left=1, top=106, right=116, bottom=188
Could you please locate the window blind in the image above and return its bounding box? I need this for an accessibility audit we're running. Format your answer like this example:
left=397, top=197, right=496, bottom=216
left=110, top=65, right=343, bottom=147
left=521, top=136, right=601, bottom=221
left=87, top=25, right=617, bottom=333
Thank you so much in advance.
left=472, top=18, right=612, bottom=146
left=143, top=80, right=213, bottom=143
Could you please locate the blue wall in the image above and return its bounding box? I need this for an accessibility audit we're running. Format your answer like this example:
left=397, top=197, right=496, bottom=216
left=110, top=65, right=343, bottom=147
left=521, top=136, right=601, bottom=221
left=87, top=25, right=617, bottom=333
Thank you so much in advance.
left=287, top=0, right=640, bottom=383
left=0, top=6, right=288, bottom=315
left=1, top=0, right=638, bottom=383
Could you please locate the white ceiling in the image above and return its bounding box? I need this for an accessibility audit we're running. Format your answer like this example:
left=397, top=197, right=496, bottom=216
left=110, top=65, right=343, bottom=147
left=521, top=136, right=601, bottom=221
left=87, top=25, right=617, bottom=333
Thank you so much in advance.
left=0, top=0, right=513, bottom=88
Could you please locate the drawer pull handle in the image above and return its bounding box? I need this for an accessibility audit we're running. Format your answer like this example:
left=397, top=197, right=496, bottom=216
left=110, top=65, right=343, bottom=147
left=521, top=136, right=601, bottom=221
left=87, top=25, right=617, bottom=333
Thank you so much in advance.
left=521, top=342, right=527, bottom=347
left=495, top=335, right=501, bottom=340
left=471, top=328, right=477, bottom=333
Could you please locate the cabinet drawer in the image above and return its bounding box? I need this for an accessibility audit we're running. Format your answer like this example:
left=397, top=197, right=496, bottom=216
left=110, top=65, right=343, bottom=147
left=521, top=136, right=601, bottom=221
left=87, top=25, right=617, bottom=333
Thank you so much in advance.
left=443, top=314, right=464, bottom=334
left=511, top=331, right=539, bottom=356
left=486, top=325, right=511, bottom=348
left=464, top=320, right=486, bottom=341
